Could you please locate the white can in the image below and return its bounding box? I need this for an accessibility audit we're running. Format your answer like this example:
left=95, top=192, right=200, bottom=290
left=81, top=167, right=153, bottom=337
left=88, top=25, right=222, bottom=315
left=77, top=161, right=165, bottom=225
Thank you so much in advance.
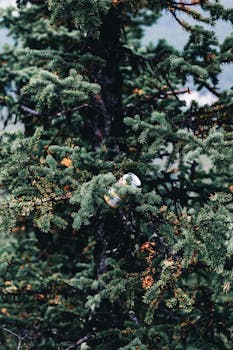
left=104, top=172, right=141, bottom=208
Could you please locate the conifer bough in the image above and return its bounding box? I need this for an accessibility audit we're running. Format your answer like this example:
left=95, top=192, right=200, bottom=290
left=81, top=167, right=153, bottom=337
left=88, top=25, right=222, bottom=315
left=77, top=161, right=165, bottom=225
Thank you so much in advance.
left=0, top=0, right=232, bottom=349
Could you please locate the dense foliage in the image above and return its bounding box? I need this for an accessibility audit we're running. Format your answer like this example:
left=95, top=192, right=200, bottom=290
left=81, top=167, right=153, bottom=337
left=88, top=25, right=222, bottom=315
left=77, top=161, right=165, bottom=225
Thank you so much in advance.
left=0, top=0, right=232, bottom=349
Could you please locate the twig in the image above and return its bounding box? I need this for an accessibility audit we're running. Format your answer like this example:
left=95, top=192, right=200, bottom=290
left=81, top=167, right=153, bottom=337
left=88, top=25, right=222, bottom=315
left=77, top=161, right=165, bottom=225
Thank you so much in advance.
left=162, top=87, right=190, bottom=98
left=21, top=104, right=88, bottom=119
left=0, top=326, right=25, bottom=350
left=128, top=310, right=140, bottom=325
left=170, top=9, right=194, bottom=32
left=17, top=338, right=22, bottom=350
left=164, top=76, right=184, bottom=104
left=0, top=326, right=21, bottom=339
left=65, top=335, right=90, bottom=350
left=172, top=0, right=202, bottom=5
left=21, top=105, right=41, bottom=116
left=49, top=104, right=88, bottom=120
left=97, top=222, right=107, bottom=278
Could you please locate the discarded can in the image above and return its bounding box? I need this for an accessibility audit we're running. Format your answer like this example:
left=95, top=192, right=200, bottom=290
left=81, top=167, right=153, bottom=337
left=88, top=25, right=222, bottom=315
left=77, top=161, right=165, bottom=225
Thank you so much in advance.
left=118, top=172, right=141, bottom=188
left=104, top=172, right=141, bottom=209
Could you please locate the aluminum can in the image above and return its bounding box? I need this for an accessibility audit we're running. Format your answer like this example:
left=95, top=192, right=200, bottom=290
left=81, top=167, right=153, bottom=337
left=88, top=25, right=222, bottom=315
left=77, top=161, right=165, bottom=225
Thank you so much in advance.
left=104, top=172, right=141, bottom=208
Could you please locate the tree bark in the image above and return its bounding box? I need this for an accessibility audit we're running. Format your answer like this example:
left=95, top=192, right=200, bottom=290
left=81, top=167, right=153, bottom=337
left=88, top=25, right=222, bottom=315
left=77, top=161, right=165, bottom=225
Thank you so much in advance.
left=88, top=7, right=124, bottom=146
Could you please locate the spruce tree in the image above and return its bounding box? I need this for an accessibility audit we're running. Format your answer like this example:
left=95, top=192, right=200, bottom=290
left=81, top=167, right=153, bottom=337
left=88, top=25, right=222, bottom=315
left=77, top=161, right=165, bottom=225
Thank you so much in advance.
left=0, top=0, right=232, bottom=349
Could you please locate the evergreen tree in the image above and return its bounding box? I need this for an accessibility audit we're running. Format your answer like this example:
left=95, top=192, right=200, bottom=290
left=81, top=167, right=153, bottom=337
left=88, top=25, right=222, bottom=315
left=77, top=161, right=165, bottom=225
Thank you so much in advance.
left=0, top=0, right=232, bottom=349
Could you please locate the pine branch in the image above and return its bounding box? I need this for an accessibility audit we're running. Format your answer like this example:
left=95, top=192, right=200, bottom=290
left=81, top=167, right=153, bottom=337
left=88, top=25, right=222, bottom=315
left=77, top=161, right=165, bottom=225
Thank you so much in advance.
left=164, top=76, right=184, bottom=104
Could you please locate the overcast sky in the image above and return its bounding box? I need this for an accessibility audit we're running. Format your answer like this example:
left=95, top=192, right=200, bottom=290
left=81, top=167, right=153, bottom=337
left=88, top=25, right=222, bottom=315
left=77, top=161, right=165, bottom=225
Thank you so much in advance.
left=0, top=0, right=15, bottom=7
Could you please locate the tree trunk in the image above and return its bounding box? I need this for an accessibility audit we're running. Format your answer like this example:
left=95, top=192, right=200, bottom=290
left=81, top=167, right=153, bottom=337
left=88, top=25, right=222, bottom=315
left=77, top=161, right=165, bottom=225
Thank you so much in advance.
left=88, top=7, right=124, bottom=147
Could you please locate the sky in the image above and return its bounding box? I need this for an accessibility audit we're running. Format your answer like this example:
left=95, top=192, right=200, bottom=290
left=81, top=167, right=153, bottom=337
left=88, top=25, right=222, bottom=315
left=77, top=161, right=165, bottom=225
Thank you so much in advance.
left=0, top=0, right=232, bottom=112
left=0, top=0, right=15, bottom=7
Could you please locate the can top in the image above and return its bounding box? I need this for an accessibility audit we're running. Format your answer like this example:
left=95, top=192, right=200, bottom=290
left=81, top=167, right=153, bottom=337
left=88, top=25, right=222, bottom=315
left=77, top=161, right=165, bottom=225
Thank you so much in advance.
left=124, top=172, right=141, bottom=187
